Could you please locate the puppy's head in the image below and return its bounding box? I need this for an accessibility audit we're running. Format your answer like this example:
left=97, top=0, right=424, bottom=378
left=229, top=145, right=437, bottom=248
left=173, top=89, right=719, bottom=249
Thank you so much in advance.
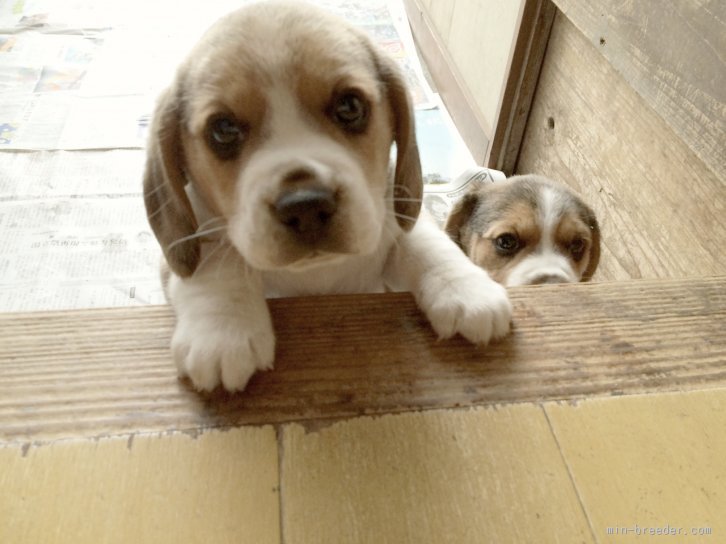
left=143, top=1, right=422, bottom=276
left=445, top=175, right=600, bottom=286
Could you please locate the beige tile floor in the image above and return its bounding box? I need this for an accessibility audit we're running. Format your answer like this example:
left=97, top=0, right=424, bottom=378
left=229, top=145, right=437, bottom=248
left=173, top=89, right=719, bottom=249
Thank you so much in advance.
left=1, top=427, right=280, bottom=544
left=2, top=388, right=723, bottom=543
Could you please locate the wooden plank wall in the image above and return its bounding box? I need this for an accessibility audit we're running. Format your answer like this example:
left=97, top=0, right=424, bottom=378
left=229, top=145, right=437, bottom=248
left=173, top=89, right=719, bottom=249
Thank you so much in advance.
left=516, top=12, right=726, bottom=282
left=488, top=0, right=556, bottom=175
left=552, top=0, right=726, bottom=179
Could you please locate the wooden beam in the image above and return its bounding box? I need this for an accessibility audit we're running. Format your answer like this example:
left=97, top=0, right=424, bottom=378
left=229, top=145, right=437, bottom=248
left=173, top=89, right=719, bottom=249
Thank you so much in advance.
left=489, top=0, right=556, bottom=175
left=1, top=277, right=724, bottom=444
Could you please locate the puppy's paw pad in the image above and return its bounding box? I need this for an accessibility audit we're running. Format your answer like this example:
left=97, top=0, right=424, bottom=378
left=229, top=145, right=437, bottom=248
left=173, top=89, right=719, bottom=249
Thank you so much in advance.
left=172, top=322, right=275, bottom=392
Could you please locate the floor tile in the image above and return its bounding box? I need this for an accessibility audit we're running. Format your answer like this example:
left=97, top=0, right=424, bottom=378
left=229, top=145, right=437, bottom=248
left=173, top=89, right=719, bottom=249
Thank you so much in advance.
left=545, top=389, right=725, bottom=542
left=0, top=427, right=280, bottom=544
left=281, top=405, right=593, bottom=544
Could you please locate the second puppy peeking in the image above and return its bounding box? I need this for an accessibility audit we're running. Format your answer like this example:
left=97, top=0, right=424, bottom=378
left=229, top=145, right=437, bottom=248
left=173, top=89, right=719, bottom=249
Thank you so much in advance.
left=445, top=175, right=600, bottom=287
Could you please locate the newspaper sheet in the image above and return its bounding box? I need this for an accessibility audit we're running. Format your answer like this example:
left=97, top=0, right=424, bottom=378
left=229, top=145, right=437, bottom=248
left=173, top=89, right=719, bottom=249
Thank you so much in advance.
left=0, top=0, right=435, bottom=151
left=0, top=150, right=166, bottom=311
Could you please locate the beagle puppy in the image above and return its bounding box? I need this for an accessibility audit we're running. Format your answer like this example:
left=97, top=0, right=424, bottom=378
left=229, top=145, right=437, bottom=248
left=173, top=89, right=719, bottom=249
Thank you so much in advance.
left=445, top=175, right=600, bottom=286
left=143, top=1, right=511, bottom=392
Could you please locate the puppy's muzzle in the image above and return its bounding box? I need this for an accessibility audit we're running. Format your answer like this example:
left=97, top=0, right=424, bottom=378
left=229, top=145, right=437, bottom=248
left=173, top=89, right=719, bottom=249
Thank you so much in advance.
left=274, top=184, right=338, bottom=244
left=529, top=273, right=569, bottom=285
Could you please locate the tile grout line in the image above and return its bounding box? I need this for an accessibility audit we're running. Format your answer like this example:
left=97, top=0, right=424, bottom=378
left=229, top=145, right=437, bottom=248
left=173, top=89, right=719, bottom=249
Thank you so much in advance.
left=540, top=403, right=600, bottom=544
left=275, top=424, right=286, bottom=544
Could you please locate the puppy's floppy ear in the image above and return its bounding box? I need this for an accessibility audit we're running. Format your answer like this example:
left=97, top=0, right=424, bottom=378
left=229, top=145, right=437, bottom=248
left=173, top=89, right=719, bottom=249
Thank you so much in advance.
left=581, top=209, right=601, bottom=281
left=445, top=191, right=480, bottom=249
left=368, top=44, right=423, bottom=231
left=143, top=84, right=200, bottom=277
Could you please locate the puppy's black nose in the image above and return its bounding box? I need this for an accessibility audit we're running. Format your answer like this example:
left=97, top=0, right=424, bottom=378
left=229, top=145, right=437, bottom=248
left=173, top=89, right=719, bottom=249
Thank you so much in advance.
left=530, top=274, right=569, bottom=285
left=274, top=188, right=338, bottom=240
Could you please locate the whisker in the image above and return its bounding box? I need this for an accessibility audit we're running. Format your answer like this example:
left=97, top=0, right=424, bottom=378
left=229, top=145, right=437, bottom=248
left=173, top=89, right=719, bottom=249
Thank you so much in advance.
left=392, top=184, right=417, bottom=199
left=146, top=196, right=173, bottom=220
left=196, top=215, right=226, bottom=231
left=143, top=183, right=167, bottom=198
left=216, top=243, right=236, bottom=281
left=389, top=211, right=419, bottom=223
left=233, top=248, right=241, bottom=278
left=381, top=222, right=401, bottom=249
left=384, top=197, right=424, bottom=203
left=167, top=225, right=227, bottom=251
left=196, top=239, right=226, bottom=273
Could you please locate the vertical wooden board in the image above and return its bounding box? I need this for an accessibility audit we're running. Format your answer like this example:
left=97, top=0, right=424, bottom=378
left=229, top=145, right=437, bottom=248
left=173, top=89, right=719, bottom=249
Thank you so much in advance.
left=489, top=0, right=556, bottom=174
left=545, top=389, right=726, bottom=542
left=422, top=0, right=455, bottom=43
left=0, top=428, right=280, bottom=544
left=552, top=0, right=726, bottom=179
left=516, top=14, right=726, bottom=282
left=281, top=405, right=594, bottom=544
left=446, top=0, right=525, bottom=128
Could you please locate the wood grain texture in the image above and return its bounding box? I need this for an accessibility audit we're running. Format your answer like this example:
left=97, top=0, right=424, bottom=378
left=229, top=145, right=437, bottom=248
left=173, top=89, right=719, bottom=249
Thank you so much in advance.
left=516, top=14, right=726, bottom=282
left=489, top=0, right=556, bottom=175
left=0, top=427, right=280, bottom=544
left=552, top=0, right=726, bottom=178
left=282, top=405, right=594, bottom=544
left=1, top=277, right=724, bottom=444
left=545, top=389, right=726, bottom=541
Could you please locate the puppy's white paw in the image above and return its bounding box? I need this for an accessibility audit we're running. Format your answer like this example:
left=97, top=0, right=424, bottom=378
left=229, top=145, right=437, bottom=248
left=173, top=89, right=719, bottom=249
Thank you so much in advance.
left=171, top=317, right=275, bottom=392
left=420, top=267, right=512, bottom=345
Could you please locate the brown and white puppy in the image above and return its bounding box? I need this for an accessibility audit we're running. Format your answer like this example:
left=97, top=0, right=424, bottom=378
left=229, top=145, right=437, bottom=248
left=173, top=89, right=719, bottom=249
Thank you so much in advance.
left=143, top=1, right=511, bottom=392
left=445, top=175, right=600, bottom=286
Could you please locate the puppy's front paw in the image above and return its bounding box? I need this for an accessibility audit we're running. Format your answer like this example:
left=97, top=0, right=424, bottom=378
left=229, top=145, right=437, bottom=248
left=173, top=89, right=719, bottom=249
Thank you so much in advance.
left=420, top=267, right=512, bottom=345
left=171, top=318, right=275, bottom=392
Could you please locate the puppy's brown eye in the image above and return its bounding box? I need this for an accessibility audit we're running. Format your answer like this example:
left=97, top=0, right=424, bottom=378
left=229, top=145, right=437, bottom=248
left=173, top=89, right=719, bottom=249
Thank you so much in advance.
left=570, top=238, right=586, bottom=261
left=494, top=233, right=520, bottom=256
left=207, top=115, right=245, bottom=159
left=331, top=91, right=369, bottom=133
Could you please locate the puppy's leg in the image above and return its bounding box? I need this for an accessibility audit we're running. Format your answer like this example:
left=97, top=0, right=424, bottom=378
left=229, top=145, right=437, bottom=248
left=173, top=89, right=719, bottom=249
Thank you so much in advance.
left=167, top=247, right=274, bottom=392
left=385, top=218, right=512, bottom=344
